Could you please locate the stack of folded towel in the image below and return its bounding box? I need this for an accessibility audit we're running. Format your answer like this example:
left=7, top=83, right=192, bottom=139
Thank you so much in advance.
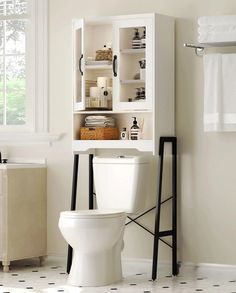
left=85, top=116, right=115, bottom=128
left=198, top=15, right=236, bottom=43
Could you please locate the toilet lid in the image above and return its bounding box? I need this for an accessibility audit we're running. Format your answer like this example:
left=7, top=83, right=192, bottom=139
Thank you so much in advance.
left=60, top=209, right=126, bottom=219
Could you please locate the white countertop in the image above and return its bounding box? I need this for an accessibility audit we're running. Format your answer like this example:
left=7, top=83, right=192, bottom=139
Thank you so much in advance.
left=0, top=159, right=46, bottom=169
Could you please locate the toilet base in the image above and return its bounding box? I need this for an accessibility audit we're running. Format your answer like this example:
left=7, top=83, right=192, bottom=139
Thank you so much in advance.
left=68, top=247, right=123, bottom=287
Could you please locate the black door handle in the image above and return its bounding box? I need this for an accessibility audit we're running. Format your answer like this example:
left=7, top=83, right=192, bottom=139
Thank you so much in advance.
left=113, top=55, right=117, bottom=77
left=79, top=54, right=83, bottom=76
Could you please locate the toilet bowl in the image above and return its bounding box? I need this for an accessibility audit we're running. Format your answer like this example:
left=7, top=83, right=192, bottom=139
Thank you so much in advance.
left=59, top=156, right=149, bottom=287
left=59, top=210, right=126, bottom=287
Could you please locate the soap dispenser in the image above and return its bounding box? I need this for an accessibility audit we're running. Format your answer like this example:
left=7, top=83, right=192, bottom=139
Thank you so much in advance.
left=130, top=117, right=140, bottom=140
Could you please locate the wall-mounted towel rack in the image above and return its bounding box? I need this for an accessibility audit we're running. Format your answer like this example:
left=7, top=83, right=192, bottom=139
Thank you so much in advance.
left=184, top=43, right=205, bottom=56
left=184, top=42, right=236, bottom=56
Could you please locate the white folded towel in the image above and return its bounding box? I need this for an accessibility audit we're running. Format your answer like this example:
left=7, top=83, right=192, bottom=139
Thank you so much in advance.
left=204, top=54, right=236, bottom=131
left=198, top=32, right=236, bottom=43
left=198, top=24, right=236, bottom=34
left=198, top=15, right=236, bottom=26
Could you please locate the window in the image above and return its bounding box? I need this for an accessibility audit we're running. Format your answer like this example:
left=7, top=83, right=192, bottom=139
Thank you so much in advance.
left=0, top=0, right=50, bottom=141
left=0, top=0, right=28, bottom=127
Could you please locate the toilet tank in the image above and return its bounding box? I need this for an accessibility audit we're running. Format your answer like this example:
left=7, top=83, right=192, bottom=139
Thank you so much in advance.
left=93, top=156, right=149, bottom=214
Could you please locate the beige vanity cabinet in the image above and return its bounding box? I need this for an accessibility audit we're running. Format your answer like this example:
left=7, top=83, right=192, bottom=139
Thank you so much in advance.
left=0, top=163, right=47, bottom=272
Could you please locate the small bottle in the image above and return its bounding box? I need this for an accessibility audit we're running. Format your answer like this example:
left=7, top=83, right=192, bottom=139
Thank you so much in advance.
left=120, top=127, right=128, bottom=140
left=132, top=28, right=141, bottom=49
left=130, top=117, right=140, bottom=140
left=141, top=27, right=146, bottom=48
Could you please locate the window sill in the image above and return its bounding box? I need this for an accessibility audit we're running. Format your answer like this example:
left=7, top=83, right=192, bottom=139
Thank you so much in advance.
left=0, top=132, right=65, bottom=145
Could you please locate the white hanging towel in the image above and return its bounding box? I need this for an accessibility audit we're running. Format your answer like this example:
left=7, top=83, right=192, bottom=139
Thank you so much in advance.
left=204, top=53, right=236, bottom=131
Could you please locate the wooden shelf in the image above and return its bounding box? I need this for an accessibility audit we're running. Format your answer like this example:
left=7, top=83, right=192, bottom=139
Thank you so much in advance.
left=120, top=79, right=145, bottom=84
left=85, top=64, right=112, bottom=70
left=73, top=139, right=153, bottom=152
left=120, top=48, right=145, bottom=54
left=73, top=109, right=152, bottom=114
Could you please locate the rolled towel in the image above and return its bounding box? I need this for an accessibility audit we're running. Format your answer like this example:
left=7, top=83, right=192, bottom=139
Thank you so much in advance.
left=198, top=15, right=236, bottom=26
left=198, top=24, right=236, bottom=34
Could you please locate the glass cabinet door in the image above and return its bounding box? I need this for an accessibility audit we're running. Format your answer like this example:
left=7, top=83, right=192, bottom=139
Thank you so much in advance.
left=73, top=19, right=85, bottom=111
left=112, top=18, right=153, bottom=111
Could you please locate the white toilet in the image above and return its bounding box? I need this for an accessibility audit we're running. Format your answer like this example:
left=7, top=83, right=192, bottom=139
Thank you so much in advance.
left=58, top=156, right=149, bottom=287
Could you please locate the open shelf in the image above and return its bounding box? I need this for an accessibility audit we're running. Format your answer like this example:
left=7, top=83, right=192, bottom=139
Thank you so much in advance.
left=73, top=139, right=153, bottom=152
left=85, top=64, right=112, bottom=70
left=74, top=109, right=152, bottom=114
left=121, top=48, right=145, bottom=54
left=121, top=79, right=145, bottom=84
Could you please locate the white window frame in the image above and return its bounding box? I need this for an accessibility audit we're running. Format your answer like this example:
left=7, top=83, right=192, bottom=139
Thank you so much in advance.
left=0, top=0, right=61, bottom=144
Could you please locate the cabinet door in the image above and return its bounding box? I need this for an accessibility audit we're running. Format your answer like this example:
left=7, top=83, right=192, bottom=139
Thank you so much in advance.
left=73, top=19, right=86, bottom=111
left=113, top=17, right=153, bottom=111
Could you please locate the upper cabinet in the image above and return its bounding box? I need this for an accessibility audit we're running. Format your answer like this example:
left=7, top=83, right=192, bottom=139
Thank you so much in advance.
left=72, top=14, right=175, bottom=155
left=73, top=19, right=85, bottom=111
left=112, top=17, right=153, bottom=111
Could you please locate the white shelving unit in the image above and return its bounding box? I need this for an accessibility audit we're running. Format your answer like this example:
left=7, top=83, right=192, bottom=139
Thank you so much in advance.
left=72, top=13, right=175, bottom=155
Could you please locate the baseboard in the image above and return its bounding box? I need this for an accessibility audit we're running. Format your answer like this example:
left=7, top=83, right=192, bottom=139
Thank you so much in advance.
left=122, top=257, right=172, bottom=274
left=45, top=255, right=236, bottom=276
left=180, top=261, right=236, bottom=277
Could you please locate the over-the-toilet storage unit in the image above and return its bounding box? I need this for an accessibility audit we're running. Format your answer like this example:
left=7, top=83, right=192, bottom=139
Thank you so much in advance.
left=72, top=13, right=174, bottom=154
left=70, top=13, right=175, bottom=277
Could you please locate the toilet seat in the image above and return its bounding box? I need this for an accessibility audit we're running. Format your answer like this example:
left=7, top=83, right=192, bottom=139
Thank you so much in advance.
left=60, top=209, right=125, bottom=219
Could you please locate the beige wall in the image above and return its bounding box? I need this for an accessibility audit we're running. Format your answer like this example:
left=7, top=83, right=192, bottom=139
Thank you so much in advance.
left=6, top=0, right=236, bottom=266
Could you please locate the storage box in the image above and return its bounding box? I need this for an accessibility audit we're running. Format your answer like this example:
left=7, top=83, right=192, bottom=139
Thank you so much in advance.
left=95, top=49, right=112, bottom=61
left=80, top=127, right=119, bottom=140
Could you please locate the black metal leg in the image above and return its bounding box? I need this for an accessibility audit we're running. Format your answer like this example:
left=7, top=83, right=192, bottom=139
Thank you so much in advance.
left=152, top=140, right=164, bottom=281
left=152, top=137, right=178, bottom=280
left=66, top=154, right=79, bottom=274
left=89, top=154, right=94, bottom=209
left=172, top=138, right=178, bottom=276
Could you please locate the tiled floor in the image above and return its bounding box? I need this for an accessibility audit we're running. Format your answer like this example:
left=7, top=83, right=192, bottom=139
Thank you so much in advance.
left=0, top=257, right=236, bottom=292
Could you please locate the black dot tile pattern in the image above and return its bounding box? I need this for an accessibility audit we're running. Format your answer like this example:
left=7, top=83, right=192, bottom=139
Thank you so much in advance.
left=1, top=259, right=236, bottom=292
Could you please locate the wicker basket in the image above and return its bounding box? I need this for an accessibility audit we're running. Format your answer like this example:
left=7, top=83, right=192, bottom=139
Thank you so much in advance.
left=80, top=127, right=119, bottom=140
left=95, top=49, right=112, bottom=61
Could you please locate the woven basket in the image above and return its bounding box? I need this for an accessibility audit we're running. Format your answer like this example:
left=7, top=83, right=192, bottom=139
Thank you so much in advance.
left=95, top=49, right=112, bottom=61
left=80, top=127, right=119, bottom=140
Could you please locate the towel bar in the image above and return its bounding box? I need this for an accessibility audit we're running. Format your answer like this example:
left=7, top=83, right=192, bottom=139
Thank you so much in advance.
left=184, top=42, right=236, bottom=56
